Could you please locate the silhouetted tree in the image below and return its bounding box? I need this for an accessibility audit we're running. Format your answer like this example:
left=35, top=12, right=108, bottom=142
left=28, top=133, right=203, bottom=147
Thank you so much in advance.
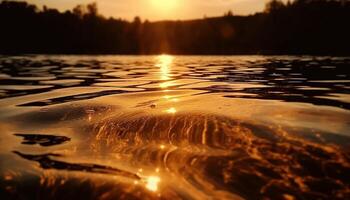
left=87, top=2, right=98, bottom=17
left=265, top=0, right=285, bottom=13
left=72, top=5, right=86, bottom=18
left=224, top=10, right=234, bottom=17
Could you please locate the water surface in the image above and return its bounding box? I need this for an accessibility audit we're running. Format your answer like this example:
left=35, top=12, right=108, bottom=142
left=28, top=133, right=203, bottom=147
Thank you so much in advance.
left=0, top=55, right=349, bottom=200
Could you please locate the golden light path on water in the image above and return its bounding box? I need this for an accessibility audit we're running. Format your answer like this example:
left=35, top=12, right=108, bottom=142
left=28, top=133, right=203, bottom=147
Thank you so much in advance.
left=156, top=55, right=178, bottom=115
left=138, top=55, right=179, bottom=192
left=134, top=55, right=176, bottom=193
left=157, top=54, right=173, bottom=81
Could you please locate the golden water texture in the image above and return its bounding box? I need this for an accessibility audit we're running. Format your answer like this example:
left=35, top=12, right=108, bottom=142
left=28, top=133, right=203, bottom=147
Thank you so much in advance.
left=0, top=55, right=350, bottom=199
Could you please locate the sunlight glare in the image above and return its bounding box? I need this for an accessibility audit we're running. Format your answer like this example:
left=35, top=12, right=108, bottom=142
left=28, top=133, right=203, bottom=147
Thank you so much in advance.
left=146, top=176, right=161, bottom=192
left=165, top=107, right=177, bottom=114
left=151, top=0, right=179, bottom=12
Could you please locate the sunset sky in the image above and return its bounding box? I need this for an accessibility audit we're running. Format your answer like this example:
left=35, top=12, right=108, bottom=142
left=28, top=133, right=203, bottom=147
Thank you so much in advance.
left=24, top=0, right=288, bottom=21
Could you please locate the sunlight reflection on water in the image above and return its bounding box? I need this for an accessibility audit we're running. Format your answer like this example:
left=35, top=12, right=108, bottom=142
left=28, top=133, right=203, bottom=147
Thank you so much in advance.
left=0, top=55, right=349, bottom=200
left=145, top=176, right=161, bottom=192
left=157, top=54, right=173, bottom=81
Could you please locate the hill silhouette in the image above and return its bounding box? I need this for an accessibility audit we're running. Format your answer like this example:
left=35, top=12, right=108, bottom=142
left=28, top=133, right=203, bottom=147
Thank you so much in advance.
left=0, top=0, right=349, bottom=55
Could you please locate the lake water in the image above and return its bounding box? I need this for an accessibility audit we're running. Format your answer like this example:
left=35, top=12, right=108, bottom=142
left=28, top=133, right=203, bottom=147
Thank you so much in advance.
left=0, top=55, right=349, bottom=200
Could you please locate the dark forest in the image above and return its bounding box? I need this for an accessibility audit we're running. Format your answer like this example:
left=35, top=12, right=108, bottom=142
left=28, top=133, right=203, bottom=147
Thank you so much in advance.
left=1, top=0, right=350, bottom=55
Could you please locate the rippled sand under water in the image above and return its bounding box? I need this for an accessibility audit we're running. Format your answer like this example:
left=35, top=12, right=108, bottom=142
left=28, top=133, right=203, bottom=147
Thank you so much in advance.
left=0, top=55, right=350, bottom=200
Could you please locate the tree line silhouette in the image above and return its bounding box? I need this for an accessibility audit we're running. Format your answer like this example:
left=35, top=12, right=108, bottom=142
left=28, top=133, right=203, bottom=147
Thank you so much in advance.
left=0, top=0, right=349, bottom=55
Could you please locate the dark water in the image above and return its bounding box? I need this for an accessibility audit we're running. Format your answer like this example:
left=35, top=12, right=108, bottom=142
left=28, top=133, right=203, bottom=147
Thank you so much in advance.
left=0, top=55, right=349, bottom=200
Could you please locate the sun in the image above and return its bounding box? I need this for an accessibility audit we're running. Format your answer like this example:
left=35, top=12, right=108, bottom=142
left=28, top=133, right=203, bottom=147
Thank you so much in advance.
left=150, top=0, right=179, bottom=12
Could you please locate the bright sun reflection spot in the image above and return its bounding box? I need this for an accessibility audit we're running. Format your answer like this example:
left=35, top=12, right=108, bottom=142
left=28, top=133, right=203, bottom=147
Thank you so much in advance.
left=163, top=95, right=179, bottom=102
left=165, top=107, right=177, bottom=114
left=160, top=81, right=172, bottom=88
left=171, top=98, right=179, bottom=102
left=146, top=176, right=161, bottom=192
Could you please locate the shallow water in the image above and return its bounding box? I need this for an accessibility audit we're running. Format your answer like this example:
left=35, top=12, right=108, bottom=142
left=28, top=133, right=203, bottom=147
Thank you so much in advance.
left=0, top=55, right=349, bottom=200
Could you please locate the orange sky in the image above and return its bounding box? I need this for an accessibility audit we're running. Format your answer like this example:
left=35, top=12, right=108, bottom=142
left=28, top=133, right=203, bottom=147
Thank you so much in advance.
left=25, top=0, right=288, bottom=21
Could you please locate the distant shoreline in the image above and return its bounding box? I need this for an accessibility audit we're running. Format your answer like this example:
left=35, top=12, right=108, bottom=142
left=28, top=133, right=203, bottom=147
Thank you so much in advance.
left=1, top=1, right=350, bottom=56
left=2, top=53, right=350, bottom=57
